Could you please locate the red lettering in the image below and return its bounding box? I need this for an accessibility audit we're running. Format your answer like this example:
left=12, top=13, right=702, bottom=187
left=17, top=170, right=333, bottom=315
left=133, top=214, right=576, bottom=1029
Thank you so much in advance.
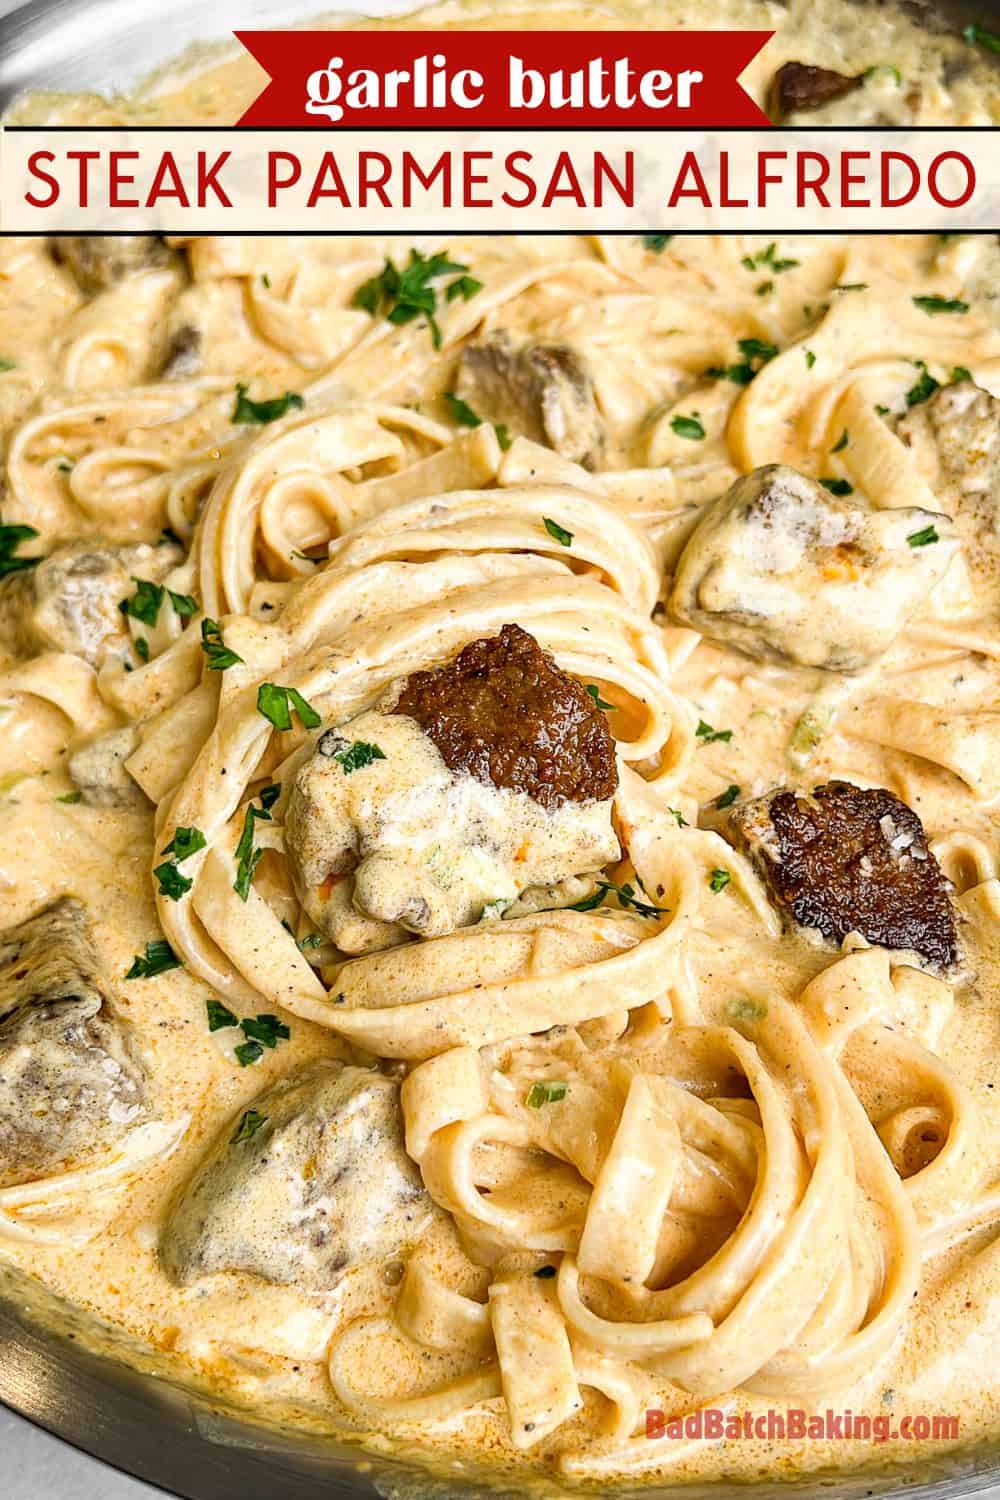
left=25, top=151, right=58, bottom=208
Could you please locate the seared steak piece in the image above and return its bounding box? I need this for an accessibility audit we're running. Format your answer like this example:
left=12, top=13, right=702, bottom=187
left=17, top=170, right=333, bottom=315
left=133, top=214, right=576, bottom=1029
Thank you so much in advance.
left=725, top=781, right=959, bottom=971
left=160, top=1061, right=431, bottom=1290
left=0, top=899, right=148, bottom=1187
left=456, top=332, right=603, bottom=467
left=394, top=623, right=618, bottom=810
left=768, top=63, right=863, bottom=121
left=668, top=465, right=956, bottom=670
left=68, top=726, right=148, bottom=809
left=51, top=235, right=171, bottom=292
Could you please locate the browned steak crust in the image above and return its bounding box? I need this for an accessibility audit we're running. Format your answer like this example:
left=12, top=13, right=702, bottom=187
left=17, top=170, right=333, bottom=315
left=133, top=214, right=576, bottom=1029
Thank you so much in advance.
left=393, top=623, right=618, bottom=810
left=768, top=62, right=863, bottom=120
left=726, top=781, right=958, bottom=970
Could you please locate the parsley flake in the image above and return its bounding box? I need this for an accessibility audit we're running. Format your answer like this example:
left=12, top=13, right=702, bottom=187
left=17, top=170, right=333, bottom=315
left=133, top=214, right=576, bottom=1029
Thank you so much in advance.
left=332, top=739, right=386, bottom=775
left=56, top=790, right=82, bottom=804
left=596, top=880, right=668, bottom=919
left=709, top=868, right=732, bottom=893
left=0, top=524, right=41, bottom=580
left=913, top=294, right=969, bottom=316
left=526, top=1081, right=568, bottom=1107
left=232, top=384, right=304, bottom=425
left=168, top=589, right=198, bottom=618
left=643, top=234, right=673, bottom=251
left=543, top=517, right=573, bottom=547
left=125, top=939, right=181, bottom=979
left=670, top=413, right=706, bottom=441
left=804, top=349, right=817, bottom=369
left=240, top=1013, right=290, bottom=1049
left=716, top=784, right=741, bottom=810
left=200, top=618, right=243, bottom=671
left=257, top=683, right=321, bottom=732
left=444, top=391, right=482, bottom=428
left=907, top=524, right=940, bottom=548
left=154, top=860, right=193, bottom=901
left=161, top=826, right=206, bottom=863
left=819, top=477, right=853, bottom=496
left=352, top=250, right=472, bottom=350
left=906, top=362, right=940, bottom=408
left=207, top=998, right=238, bottom=1031
left=586, top=684, right=615, bottom=711
left=119, top=578, right=163, bottom=627
left=696, top=719, right=733, bottom=744
left=964, top=21, right=1000, bottom=52
left=231, top=1108, right=268, bottom=1143
left=234, top=1039, right=263, bottom=1067
left=832, top=429, right=849, bottom=453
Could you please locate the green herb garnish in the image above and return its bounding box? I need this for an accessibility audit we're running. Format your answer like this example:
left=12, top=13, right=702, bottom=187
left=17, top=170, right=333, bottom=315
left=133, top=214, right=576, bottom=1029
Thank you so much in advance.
left=716, top=784, right=741, bottom=809
left=125, top=939, right=181, bottom=979
left=643, top=235, right=674, bottom=251
left=232, top=384, right=304, bottom=425
left=964, top=21, right=1000, bottom=52
left=207, top=998, right=238, bottom=1031
left=727, top=995, right=768, bottom=1023
left=0, top=524, right=41, bottom=579
left=913, top=294, right=969, bottom=316
left=56, top=790, right=82, bottom=804
left=543, top=517, right=573, bottom=547
left=670, top=413, right=706, bottom=441
left=231, top=1108, right=268, bottom=1143
left=534, top=1264, right=557, bottom=1278
left=494, top=423, right=512, bottom=451
left=0, top=358, right=15, bottom=372
left=154, top=860, right=192, bottom=901
left=234, top=1040, right=263, bottom=1067
left=168, top=589, right=198, bottom=618
left=819, top=477, right=853, bottom=496
left=444, top=391, right=482, bottom=428
left=906, top=362, right=940, bottom=408
left=709, top=868, right=731, bottom=893
left=200, top=618, right=243, bottom=671
left=832, top=429, right=849, bottom=453
left=596, top=880, right=668, bottom=919
left=119, top=578, right=163, bottom=627
left=804, top=349, right=816, bottom=369
left=329, top=739, right=386, bottom=775
left=907, top=524, right=940, bottom=548
left=743, top=242, right=799, bottom=274
left=586, top=684, right=615, bottom=711
left=161, top=826, right=206, bottom=863
left=526, top=1080, right=568, bottom=1107
left=696, top=719, right=733, bottom=744
left=352, top=249, right=472, bottom=349
left=835, top=283, right=868, bottom=292
left=240, top=1013, right=290, bottom=1049
left=445, top=274, right=483, bottom=302
left=257, top=682, right=321, bottom=732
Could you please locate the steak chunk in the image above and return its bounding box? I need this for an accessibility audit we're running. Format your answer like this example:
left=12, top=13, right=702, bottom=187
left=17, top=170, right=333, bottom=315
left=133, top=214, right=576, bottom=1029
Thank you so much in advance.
left=456, top=332, right=603, bottom=467
left=51, top=235, right=171, bottom=292
left=394, top=623, right=618, bottom=810
left=768, top=63, right=863, bottom=121
left=669, top=465, right=956, bottom=670
left=726, top=781, right=959, bottom=971
left=68, top=726, right=148, bottom=809
left=0, top=899, right=147, bottom=1187
left=160, top=1061, right=431, bottom=1290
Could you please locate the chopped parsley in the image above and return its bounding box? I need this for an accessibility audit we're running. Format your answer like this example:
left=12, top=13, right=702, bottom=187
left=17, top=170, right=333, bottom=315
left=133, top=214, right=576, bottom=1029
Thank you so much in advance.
left=742, top=243, right=799, bottom=274
left=586, top=684, right=615, bottom=711
left=835, top=283, right=868, bottom=292
left=819, top=477, right=853, bottom=496
left=494, top=423, right=512, bottom=451
left=480, top=897, right=514, bottom=923
left=669, top=808, right=689, bottom=827
left=324, top=738, right=386, bottom=774
left=261, top=273, right=271, bottom=288
left=168, top=589, right=198, bottom=618
left=232, top=383, right=304, bottom=425
left=444, top=391, right=482, bottom=428
left=352, top=249, right=474, bottom=349
left=125, top=939, right=181, bottom=979
left=596, top=880, right=668, bottom=920
left=906, top=362, right=940, bottom=408
left=696, top=718, right=733, bottom=744
left=543, top=517, right=573, bottom=547
left=134, top=637, right=150, bottom=663
left=0, top=524, right=41, bottom=580
left=200, top=618, right=243, bottom=671
left=0, top=358, right=15, bottom=372
left=951, top=366, right=972, bottom=384
left=756, top=280, right=774, bottom=298
left=643, top=234, right=674, bottom=251
left=804, top=349, right=817, bottom=370
left=231, top=1109, right=268, bottom=1143
left=160, top=826, right=206, bottom=863
left=831, top=429, right=849, bottom=453
left=709, top=868, right=732, bottom=893
left=240, top=1013, right=290, bottom=1049
left=708, top=337, right=778, bottom=386
left=207, top=998, right=238, bottom=1031
left=907, top=524, right=940, bottom=548
left=964, top=21, right=1000, bottom=52
left=670, top=413, right=706, bottom=441
left=445, top=274, right=483, bottom=302
left=119, top=578, right=163, bottom=626
left=257, top=682, right=322, bottom=732
left=233, top=792, right=274, bottom=902
left=235, top=1040, right=263, bottom=1067
left=569, top=887, right=607, bottom=912
left=154, top=860, right=193, bottom=901
left=863, top=63, right=902, bottom=85
left=298, top=931, right=323, bottom=949
left=727, top=995, right=768, bottom=1023
left=913, top=294, right=969, bottom=316
left=525, top=1080, right=568, bottom=1107
left=716, top=784, right=741, bottom=809
left=56, top=790, right=82, bottom=804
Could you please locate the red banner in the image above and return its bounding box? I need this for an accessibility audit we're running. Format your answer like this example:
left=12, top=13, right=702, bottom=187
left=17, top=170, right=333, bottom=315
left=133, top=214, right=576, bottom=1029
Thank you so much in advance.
left=236, top=30, right=773, bottom=128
